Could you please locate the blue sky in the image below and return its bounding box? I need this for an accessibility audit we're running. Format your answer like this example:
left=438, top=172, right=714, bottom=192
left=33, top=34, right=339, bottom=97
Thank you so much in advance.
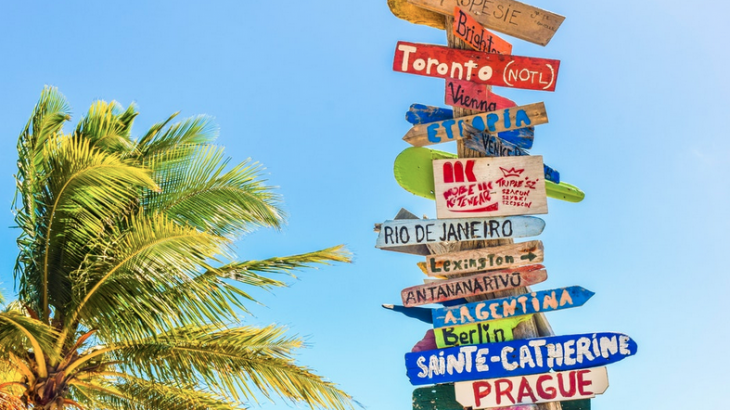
left=1, top=1, right=729, bottom=409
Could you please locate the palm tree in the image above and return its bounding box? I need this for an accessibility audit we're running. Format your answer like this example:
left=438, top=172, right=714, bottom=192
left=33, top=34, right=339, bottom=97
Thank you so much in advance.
left=0, top=87, right=354, bottom=410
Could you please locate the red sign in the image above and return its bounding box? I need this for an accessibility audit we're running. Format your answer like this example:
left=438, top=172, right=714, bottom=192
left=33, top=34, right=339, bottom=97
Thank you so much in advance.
left=453, top=7, right=512, bottom=54
left=393, top=41, right=560, bottom=91
left=445, top=79, right=516, bottom=112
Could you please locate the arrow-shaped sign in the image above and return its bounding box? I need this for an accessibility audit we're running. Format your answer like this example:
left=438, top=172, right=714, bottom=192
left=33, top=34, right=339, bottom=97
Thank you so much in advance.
left=521, top=252, right=537, bottom=262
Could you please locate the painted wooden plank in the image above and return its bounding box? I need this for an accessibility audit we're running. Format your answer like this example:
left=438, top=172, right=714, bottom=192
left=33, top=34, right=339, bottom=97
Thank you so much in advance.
left=394, top=42, right=560, bottom=91
left=401, top=264, right=547, bottom=307
left=455, top=368, right=608, bottom=409
left=413, top=384, right=591, bottom=410
left=412, top=329, right=438, bottom=352
left=404, top=332, right=637, bottom=385
left=376, top=216, right=545, bottom=249
left=432, top=286, right=595, bottom=328
left=402, top=102, right=547, bottom=147
left=376, top=208, right=432, bottom=256
left=394, top=146, right=585, bottom=203
left=453, top=7, right=512, bottom=54
left=406, top=0, right=566, bottom=46
left=462, top=126, right=560, bottom=184
left=424, top=240, right=543, bottom=277
left=406, top=104, right=535, bottom=149
left=387, top=0, right=446, bottom=30
left=435, top=316, right=530, bottom=348
left=433, top=156, right=548, bottom=218
left=445, top=79, right=515, bottom=112
left=382, top=304, right=433, bottom=324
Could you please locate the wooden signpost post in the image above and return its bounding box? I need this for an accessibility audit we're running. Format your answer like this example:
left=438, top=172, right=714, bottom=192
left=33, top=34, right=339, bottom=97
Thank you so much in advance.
left=433, top=156, right=548, bottom=218
left=405, top=0, right=566, bottom=46
left=402, top=102, right=547, bottom=147
left=455, top=367, right=609, bottom=409
left=394, top=42, right=560, bottom=91
left=453, top=7, right=512, bottom=54
left=405, top=332, right=637, bottom=385
left=422, top=240, right=543, bottom=277
left=432, top=286, right=595, bottom=328
left=401, top=264, right=547, bottom=306
left=434, top=316, right=530, bottom=348
left=376, top=215, right=546, bottom=249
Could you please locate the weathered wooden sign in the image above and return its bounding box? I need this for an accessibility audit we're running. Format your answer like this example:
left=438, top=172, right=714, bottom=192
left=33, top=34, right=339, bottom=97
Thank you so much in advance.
left=393, top=147, right=585, bottom=203
left=455, top=367, right=609, bottom=409
left=376, top=216, right=546, bottom=249
left=433, top=156, right=548, bottom=218
left=434, top=316, right=530, bottom=348
left=406, top=104, right=535, bottom=149
left=445, top=79, right=516, bottom=112
left=402, top=102, right=546, bottom=147
left=453, top=7, right=512, bottom=54
left=432, top=286, right=595, bottom=328
left=406, top=0, right=566, bottom=46
left=387, top=0, right=446, bottom=30
left=401, top=264, right=547, bottom=307
left=423, top=240, right=543, bottom=277
left=413, top=384, right=592, bottom=410
left=394, top=42, right=560, bottom=91
left=404, top=332, right=637, bottom=385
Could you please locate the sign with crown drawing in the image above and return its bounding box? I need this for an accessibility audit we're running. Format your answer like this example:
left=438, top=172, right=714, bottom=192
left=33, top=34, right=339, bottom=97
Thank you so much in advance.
left=433, top=156, right=548, bottom=218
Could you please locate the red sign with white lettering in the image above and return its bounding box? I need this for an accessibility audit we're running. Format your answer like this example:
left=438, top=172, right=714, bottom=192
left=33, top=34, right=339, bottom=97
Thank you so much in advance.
left=393, top=41, right=560, bottom=91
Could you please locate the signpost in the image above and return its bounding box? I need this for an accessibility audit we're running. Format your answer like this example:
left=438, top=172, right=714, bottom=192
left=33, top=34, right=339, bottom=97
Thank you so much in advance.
left=433, top=156, right=548, bottom=218
left=422, top=240, right=544, bottom=277
left=405, top=0, right=566, bottom=46
left=402, top=102, right=547, bottom=147
left=432, top=286, right=595, bottom=328
left=376, top=216, right=546, bottom=249
left=393, top=146, right=585, bottom=203
left=404, top=332, right=637, bottom=385
left=413, top=384, right=592, bottom=410
left=434, top=316, right=530, bottom=348
left=394, top=42, right=560, bottom=91
left=455, top=367, right=608, bottom=408
left=445, top=79, right=516, bottom=112
left=401, top=264, right=547, bottom=306
left=453, top=7, right=512, bottom=54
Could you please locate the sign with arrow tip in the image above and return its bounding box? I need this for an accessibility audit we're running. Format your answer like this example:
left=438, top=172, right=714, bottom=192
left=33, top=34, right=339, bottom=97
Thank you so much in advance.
left=423, top=240, right=544, bottom=277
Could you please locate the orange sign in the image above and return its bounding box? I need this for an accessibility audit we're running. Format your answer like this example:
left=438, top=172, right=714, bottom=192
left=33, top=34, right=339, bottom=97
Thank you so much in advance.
left=454, top=7, right=512, bottom=55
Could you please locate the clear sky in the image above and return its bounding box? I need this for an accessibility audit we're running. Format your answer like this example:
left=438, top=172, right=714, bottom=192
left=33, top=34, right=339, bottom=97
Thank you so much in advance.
left=1, top=1, right=729, bottom=409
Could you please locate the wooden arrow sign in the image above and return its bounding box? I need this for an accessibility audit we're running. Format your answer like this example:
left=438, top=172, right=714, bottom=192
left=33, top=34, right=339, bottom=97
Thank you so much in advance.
left=401, top=264, right=547, bottom=307
left=423, top=240, right=543, bottom=277
left=453, top=7, right=512, bottom=54
left=413, top=384, right=592, bottom=410
left=387, top=0, right=446, bottom=30
left=433, top=156, right=548, bottom=218
left=406, top=104, right=535, bottom=149
left=406, top=0, right=566, bottom=46
left=432, top=286, right=596, bottom=328
left=393, top=147, right=585, bottom=203
left=402, top=102, right=547, bottom=147
left=455, top=368, right=608, bottom=409
left=445, top=79, right=515, bottom=112
left=394, top=42, right=560, bottom=91
left=435, top=316, right=531, bottom=348
left=376, top=216, right=546, bottom=249
left=405, top=332, right=637, bottom=385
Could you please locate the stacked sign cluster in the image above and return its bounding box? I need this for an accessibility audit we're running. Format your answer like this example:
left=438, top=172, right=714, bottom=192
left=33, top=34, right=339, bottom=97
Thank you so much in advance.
left=376, top=1, right=638, bottom=409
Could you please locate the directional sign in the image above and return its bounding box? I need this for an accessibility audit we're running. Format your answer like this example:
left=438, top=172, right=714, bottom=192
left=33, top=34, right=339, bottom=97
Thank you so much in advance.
left=393, top=147, right=585, bottom=203
left=455, top=368, right=608, bottom=409
left=462, top=127, right=560, bottom=183
left=413, top=384, right=592, bottom=410
left=394, top=42, right=560, bottom=91
left=433, top=156, right=548, bottom=218
left=387, top=0, right=446, bottom=30
left=401, top=264, right=547, bottom=307
left=453, top=7, right=512, bottom=54
left=406, top=104, right=535, bottom=149
left=432, top=286, right=595, bottom=328
left=405, top=332, right=637, bottom=385
left=434, top=316, right=530, bottom=348
left=376, top=216, right=545, bottom=249
left=406, top=0, right=566, bottom=46
left=402, top=102, right=547, bottom=147
left=424, top=240, right=544, bottom=277
left=445, top=79, right=516, bottom=112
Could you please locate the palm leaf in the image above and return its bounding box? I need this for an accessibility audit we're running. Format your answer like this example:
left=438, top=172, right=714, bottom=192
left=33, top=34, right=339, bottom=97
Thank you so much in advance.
left=74, top=100, right=138, bottom=154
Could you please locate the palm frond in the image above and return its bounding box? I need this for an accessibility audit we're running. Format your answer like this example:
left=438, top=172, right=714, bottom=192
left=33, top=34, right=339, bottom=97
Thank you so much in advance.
left=75, top=100, right=138, bottom=154
left=0, top=310, right=60, bottom=378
